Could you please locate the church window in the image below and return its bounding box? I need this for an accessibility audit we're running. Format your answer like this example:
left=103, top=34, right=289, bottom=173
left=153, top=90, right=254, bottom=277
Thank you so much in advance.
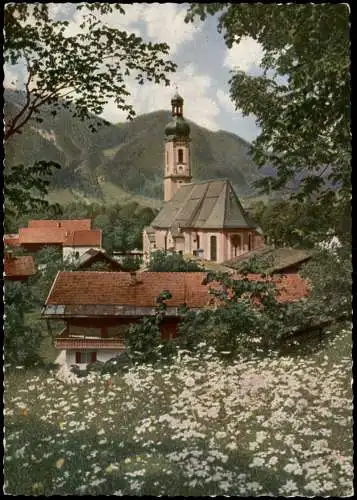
left=166, top=151, right=169, bottom=165
left=178, top=148, right=184, bottom=163
left=210, top=235, right=217, bottom=261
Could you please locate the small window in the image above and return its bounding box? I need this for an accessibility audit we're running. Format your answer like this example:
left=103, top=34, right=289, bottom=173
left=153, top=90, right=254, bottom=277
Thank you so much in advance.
left=178, top=148, right=183, bottom=163
left=75, top=251, right=80, bottom=259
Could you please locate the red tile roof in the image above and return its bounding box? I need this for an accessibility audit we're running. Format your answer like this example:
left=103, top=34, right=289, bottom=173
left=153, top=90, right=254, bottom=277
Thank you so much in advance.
left=4, top=255, right=36, bottom=278
left=28, top=219, right=92, bottom=230
left=4, top=234, right=21, bottom=247
left=18, top=228, right=101, bottom=247
left=63, top=230, right=102, bottom=247
left=19, top=227, right=67, bottom=245
left=46, top=271, right=308, bottom=308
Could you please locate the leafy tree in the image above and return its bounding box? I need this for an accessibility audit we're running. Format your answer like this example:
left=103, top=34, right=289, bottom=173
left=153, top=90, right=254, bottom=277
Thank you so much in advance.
left=148, top=250, right=205, bottom=272
left=299, top=245, right=352, bottom=321
left=30, top=246, right=77, bottom=305
left=125, top=290, right=175, bottom=364
left=250, top=197, right=351, bottom=248
left=4, top=3, right=176, bottom=139
left=186, top=4, right=351, bottom=204
left=4, top=3, right=176, bottom=216
left=4, top=281, right=43, bottom=367
left=4, top=160, right=63, bottom=224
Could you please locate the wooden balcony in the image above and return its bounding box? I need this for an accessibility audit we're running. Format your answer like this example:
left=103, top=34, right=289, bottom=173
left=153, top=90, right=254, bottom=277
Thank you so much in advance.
left=55, top=337, right=125, bottom=350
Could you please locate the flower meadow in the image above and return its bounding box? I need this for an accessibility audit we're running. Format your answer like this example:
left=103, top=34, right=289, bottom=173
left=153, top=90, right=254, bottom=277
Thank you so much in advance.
left=4, top=326, right=353, bottom=496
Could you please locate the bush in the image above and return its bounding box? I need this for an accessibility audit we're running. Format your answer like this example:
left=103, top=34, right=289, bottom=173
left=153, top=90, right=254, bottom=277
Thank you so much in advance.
left=101, top=352, right=133, bottom=374
left=124, top=290, right=178, bottom=364
left=4, top=281, right=44, bottom=367
left=148, top=250, right=204, bottom=272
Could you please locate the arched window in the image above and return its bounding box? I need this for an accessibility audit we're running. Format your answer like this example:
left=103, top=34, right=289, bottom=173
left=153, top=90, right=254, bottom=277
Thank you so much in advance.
left=178, top=148, right=183, bottom=163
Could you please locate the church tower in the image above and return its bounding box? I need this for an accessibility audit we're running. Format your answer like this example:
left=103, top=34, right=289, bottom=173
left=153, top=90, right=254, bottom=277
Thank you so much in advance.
left=164, top=93, right=192, bottom=201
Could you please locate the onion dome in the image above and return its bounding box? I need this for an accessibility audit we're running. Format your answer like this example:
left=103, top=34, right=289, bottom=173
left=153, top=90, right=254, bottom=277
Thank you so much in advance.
left=165, top=92, right=190, bottom=139
left=165, top=116, right=190, bottom=138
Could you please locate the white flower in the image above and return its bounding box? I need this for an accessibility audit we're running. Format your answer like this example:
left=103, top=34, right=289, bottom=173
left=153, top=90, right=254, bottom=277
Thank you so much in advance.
left=250, top=457, right=265, bottom=467
left=279, top=479, right=298, bottom=494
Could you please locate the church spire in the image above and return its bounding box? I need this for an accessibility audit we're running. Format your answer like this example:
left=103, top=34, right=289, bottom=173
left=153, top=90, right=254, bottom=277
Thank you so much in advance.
left=164, top=92, right=192, bottom=201
left=171, top=86, right=184, bottom=117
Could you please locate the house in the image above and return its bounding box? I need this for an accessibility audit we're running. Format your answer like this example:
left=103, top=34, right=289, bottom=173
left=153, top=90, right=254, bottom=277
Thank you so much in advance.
left=62, top=229, right=102, bottom=262
left=4, top=252, right=36, bottom=281
left=18, top=227, right=67, bottom=253
left=42, top=271, right=308, bottom=368
left=76, top=249, right=124, bottom=271
left=143, top=93, right=264, bottom=264
left=224, top=246, right=314, bottom=274
left=4, top=234, right=21, bottom=248
left=8, top=219, right=102, bottom=260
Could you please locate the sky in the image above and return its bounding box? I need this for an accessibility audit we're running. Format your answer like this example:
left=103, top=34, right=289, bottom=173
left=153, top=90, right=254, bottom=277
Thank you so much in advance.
left=5, top=3, right=264, bottom=143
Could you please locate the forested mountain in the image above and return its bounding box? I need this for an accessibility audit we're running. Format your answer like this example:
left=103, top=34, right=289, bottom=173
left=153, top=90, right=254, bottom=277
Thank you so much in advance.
left=4, top=88, right=271, bottom=204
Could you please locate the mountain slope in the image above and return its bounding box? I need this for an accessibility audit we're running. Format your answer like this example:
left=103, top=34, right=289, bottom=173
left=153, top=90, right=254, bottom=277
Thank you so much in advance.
left=4, top=88, right=268, bottom=204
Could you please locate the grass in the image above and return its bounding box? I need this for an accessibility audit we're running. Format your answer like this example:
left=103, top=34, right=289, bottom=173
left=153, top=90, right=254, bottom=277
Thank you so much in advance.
left=4, top=325, right=353, bottom=496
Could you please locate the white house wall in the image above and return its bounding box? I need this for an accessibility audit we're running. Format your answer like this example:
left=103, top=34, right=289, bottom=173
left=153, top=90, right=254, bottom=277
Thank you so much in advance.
left=65, top=349, right=124, bottom=369
left=63, top=246, right=101, bottom=262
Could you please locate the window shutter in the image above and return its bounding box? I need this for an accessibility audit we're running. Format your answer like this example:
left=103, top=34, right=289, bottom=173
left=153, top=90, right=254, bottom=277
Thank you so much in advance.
left=75, top=352, right=81, bottom=363
left=91, top=351, right=97, bottom=363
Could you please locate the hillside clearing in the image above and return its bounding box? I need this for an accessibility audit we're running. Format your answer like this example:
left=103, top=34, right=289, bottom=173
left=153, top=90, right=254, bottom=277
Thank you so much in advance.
left=4, top=326, right=352, bottom=496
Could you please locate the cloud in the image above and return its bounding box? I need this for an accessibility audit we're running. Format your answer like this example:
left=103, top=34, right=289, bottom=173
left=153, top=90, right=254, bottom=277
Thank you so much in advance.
left=224, top=36, right=264, bottom=72
left=141, top=3, right=201, bottom=55
left=4, top=63, right=27, bottom=90
left=61, top=4, right=199, bottom=56
left=101, top=63, right=220, bottom=131
left=216, top=89, right=235, bottom=113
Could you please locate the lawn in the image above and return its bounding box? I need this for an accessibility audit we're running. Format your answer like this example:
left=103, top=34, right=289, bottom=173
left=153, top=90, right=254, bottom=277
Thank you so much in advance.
left=4, top=324, right=353, bottom=496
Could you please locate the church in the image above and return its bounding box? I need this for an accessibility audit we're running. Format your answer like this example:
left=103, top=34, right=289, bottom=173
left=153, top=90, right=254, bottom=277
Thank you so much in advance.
left=143, top=93, right=264, bottom=264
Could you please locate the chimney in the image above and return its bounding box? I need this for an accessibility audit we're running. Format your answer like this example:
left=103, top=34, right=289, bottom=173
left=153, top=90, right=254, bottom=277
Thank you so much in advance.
left=5, top=251, right=15, bottom=260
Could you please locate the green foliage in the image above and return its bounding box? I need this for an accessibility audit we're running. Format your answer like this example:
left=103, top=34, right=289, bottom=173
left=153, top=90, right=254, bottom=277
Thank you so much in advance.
left=148, top=250, right=204, bottom=272
left=237, top=254, right=274, bottom=274
left=186, top=4, right=351, bottom=204
left=299, top=245, right=352, bottom=320
left=250, top=197, right=351, bottom=248
left=4, top=247, right=79, bottom=367
left=125, top=291, right=175, bottom=364
left=30, top=246, right=77, bottom=306
left=178, top=272, right=286, bottom=357
left=4, top=3, right=176, bottom=140
left=4, top=281, right=43, bottom=367
left=178, top=257, right=351, bottom=358
left=4, top=160, right=63, bottom=223
left=120, top=256, right=142, bottom=272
